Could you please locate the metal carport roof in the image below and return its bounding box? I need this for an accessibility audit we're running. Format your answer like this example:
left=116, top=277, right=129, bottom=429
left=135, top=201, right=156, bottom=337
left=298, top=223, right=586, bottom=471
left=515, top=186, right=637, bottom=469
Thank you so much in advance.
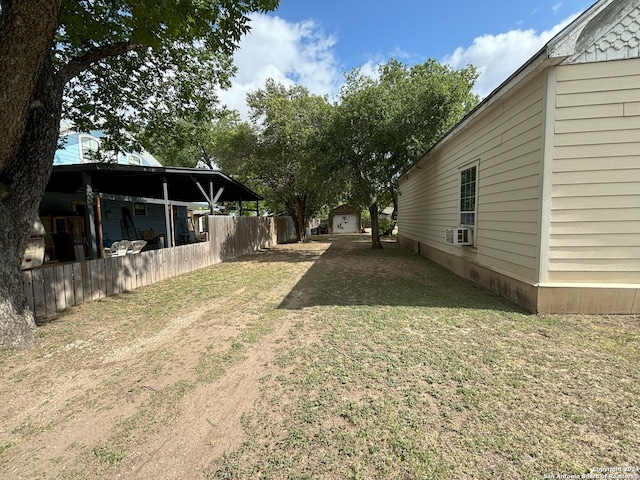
left=46, top=164, right=262, bottom=204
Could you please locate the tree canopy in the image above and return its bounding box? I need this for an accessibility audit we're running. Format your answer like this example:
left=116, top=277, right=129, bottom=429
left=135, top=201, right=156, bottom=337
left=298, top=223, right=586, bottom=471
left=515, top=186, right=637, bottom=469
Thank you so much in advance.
left=143, top=58, right=479, bottom=247
left=58, top=0, right=280, bottom=152
left=241, top=79, right=343, bottom=240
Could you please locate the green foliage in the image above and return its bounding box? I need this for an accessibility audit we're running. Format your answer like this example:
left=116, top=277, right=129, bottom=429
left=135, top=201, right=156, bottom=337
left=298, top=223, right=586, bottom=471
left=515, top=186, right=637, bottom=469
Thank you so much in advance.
left=206, top=115, right=258, bottom=174
left=244, top=79, right=341, bottom=237
left=55, top=0, right=280, bottom=152
left=0, top=441, right=16, bottom=456
left=136, top=110, right=251, bottom=168
left=360, top=210, right=394, bottom=233
left=328, top=57, right=478, bottom=247
left=0, top=0, right=280, bottom=350
left=334, top=57, right=479, bottom=208
left=92, top=446, right=126, bottom=467
left=377, top=217, right=395, bottom=235
left=138, top=117, right=214, bottom=168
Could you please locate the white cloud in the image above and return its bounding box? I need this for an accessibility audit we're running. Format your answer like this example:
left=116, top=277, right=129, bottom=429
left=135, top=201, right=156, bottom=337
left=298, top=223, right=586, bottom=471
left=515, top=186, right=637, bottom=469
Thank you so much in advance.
left=218, top=14, right=341, bottom=119
left=221, top=12, right=586, bottom=119
left=357, top=59, right=383, bottom=80
left=443, top=14, right=579, bottom=98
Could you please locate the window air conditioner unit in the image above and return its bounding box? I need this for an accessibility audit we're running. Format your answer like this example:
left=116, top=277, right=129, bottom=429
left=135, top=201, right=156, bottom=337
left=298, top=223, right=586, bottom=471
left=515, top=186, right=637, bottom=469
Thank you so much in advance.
left=445, top=227, right=473, bottom=246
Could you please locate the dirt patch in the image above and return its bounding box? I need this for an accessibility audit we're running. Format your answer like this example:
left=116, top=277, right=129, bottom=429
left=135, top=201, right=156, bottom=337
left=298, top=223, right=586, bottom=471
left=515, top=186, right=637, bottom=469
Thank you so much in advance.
left=0, top=239, right=331, bottom=479
left=113, top=319, right=292, bottom=479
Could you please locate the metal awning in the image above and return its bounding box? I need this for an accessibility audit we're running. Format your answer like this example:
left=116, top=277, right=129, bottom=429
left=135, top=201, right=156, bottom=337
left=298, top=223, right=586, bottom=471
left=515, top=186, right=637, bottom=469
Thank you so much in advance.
left=46, top=164, right=262, bottom=203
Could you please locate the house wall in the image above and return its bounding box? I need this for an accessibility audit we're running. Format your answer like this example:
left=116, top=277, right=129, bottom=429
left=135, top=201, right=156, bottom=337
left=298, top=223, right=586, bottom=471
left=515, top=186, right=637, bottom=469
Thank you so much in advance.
left=397, top=2, right=640, bottom=314
left=100, top=200, right=171, bottom=246
left=548, top=58, right=640, bottom=284
left=398, top=58, right=640, bottom=314
left=40, top=192, right=86, bottom=215
left=54, top=131, right=163, bottom=167
left=398, top=72, right=546, bottom=291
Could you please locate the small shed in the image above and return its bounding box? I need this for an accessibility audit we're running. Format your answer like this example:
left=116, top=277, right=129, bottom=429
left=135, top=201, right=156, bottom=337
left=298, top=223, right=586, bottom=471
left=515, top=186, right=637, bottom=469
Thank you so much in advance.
left=329, top=205, right=361, bottom=234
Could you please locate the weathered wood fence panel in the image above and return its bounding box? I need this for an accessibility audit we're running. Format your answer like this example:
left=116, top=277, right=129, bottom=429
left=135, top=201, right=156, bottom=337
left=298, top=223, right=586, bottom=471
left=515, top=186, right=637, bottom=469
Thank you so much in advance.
left=22, top=215, right=287, bottom=319
left=276, top=217, right=297, bottom=243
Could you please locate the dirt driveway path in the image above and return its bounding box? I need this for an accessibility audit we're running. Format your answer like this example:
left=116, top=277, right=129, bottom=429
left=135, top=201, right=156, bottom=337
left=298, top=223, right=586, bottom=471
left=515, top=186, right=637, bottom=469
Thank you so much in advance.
left=0, top=238, right=332, bottom=479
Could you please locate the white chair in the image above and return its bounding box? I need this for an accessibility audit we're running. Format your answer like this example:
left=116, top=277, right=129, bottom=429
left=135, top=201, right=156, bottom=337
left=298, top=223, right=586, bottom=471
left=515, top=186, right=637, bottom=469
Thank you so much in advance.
left=130, top=240, right=147, bottom=254
left=109, top=241, right=128, bottom=256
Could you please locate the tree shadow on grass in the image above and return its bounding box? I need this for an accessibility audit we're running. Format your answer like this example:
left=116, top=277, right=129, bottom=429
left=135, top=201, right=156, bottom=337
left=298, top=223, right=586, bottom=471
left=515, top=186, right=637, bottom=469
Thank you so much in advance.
left=278, top=235, right=525, bottom=313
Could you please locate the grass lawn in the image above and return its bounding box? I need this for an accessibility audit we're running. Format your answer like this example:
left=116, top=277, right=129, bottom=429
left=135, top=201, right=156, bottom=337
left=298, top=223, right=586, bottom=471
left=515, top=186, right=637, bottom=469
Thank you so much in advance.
left=1, top=235, right=638, bottom=479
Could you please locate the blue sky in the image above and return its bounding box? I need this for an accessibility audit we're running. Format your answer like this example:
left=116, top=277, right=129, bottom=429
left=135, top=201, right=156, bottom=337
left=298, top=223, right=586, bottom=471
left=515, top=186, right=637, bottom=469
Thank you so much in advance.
left=219, top=0, right=595, bottom=118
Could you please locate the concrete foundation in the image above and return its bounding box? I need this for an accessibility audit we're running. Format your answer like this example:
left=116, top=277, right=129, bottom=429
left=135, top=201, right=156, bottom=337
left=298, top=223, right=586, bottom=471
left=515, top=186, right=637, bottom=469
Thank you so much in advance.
left=398, top=235, right=640, bottom=314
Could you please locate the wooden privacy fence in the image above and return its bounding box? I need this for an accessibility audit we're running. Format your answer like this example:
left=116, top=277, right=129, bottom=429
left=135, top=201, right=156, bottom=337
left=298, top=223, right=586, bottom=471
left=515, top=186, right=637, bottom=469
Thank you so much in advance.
left=22, top=216, right=295, bottom=319
left=276, top=217, right=297, bottom=243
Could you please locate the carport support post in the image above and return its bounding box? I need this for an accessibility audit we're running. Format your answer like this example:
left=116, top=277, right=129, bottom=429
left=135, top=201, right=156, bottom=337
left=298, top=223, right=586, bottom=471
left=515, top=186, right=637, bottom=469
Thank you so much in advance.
left=163, top=176, right=172, bottom=248
left=82, top=171, right=98, bottom=259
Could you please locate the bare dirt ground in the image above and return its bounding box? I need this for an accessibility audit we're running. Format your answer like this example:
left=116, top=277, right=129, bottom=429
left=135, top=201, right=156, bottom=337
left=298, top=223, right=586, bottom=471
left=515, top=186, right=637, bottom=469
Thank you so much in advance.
left=0, top=239, right=331, bottom=479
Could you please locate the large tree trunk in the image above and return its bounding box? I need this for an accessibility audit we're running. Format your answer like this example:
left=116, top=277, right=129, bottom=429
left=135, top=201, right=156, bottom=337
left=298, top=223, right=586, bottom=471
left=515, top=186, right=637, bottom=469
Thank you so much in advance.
left=282, top=200, right=300, bottom=242
left=0, top=0, right=61, bottom=177
left=283, top=196, right=308, bottom=243
left=295, top=196, right=307, bottom=242
left=0, top=56, right=64, bottom=348
left=369, top=202, right=383, bottom=250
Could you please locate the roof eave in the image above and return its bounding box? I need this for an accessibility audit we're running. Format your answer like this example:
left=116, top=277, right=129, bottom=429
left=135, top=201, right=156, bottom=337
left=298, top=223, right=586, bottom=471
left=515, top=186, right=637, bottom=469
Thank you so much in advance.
left=399, top=48, right=555, bottom=182
left=400, top=0, right=615, bottom=183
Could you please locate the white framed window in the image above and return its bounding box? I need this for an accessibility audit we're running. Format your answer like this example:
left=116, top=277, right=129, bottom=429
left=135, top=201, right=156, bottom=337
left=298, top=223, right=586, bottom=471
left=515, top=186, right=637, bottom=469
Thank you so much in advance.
left=127, top=154, right=142, bottom=165
left=459, top=162, right=478, bottom=227
left=133, top=202, right=147, bottom=216
left=79, top=135, right=100, bottom=162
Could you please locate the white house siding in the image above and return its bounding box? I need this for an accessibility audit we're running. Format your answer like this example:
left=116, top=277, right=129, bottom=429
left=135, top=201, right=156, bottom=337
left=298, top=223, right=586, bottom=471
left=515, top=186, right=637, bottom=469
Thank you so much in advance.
left=398, top=72, right=546, bottom=284
left=549, top=58, right=640, bottom=284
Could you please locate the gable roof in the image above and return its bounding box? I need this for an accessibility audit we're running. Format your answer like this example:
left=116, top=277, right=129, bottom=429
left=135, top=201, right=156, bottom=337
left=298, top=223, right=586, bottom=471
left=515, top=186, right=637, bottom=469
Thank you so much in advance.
left=548, top=0, right=640, bottom=62
left=401, top=0, right=639, bottom=180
